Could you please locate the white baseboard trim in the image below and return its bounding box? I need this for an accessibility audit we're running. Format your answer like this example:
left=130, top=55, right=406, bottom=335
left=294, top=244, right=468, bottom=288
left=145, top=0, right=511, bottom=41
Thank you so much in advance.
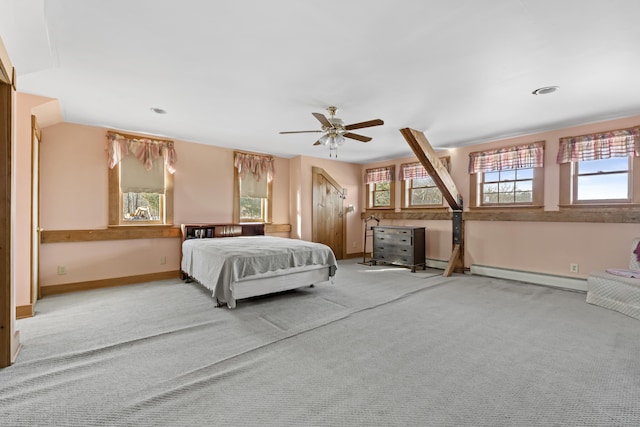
left=470, top=264, right=588, bottom=292
left=426, top=258, right=449, bottom=270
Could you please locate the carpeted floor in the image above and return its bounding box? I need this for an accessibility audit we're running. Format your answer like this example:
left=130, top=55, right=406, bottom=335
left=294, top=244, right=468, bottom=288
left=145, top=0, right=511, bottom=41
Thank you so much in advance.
left=1, top=259, right=639, bottom=426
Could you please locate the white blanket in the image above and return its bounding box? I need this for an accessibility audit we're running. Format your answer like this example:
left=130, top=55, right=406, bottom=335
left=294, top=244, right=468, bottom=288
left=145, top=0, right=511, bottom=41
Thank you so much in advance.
left=181, top=236, right=337, bottom=302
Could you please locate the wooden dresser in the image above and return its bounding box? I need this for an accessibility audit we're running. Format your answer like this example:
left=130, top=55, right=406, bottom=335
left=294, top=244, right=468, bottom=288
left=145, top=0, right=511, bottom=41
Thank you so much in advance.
left=371, top=226, right=426, bottom=272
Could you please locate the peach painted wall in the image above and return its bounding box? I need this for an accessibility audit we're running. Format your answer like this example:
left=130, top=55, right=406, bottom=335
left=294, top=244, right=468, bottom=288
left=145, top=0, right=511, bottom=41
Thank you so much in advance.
left=38, top=121, right=292, bottom=288
left=14, top=93, right=60, bottom=307
left=361, top=115, right=640, bottom=278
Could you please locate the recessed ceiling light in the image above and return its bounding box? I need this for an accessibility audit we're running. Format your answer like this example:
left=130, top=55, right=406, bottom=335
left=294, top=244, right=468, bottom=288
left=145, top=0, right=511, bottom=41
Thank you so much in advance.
left=150, top=107, right=167, bottom=114
left=531, top=86, right=559, bottom=95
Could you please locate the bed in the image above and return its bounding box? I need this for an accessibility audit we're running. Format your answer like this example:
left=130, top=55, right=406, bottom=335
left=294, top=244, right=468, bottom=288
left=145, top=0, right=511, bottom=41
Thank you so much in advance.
left=180, top=223, right=338, bottom=308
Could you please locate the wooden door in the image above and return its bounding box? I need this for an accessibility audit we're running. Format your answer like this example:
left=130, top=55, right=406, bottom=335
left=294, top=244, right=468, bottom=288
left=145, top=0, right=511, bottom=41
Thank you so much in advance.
left=30, top=115, right=41, bottom=304
left=1, top=38, right=16, bottom=368
left=312, top=167, right=344, bottom=259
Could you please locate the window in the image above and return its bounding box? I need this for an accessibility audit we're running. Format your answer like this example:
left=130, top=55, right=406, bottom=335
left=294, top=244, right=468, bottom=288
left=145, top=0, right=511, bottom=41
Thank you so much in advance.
left=234, top=152, right=274, bottom=223
left=469, top=141, right=544, bottom=208
left=400, top=159, right=449, bottom=209
left=107, top=132, right=175, bottom=225
left=480, top=167, right=533, bottom=205
left=574, top=157, right=630, bottom=202
left=558, top=126, right=640, bottom=205
left=366, top=166, right=395, bottom=209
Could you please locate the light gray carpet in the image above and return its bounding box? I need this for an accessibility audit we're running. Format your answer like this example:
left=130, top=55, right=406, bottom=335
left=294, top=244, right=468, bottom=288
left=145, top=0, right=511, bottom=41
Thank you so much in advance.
left=1, top=260, right=639, bottom=426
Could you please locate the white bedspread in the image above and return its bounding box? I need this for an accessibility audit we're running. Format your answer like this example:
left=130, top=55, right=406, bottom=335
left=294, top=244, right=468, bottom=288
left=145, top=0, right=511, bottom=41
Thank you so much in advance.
left=181, top=236, right=337, bottom=302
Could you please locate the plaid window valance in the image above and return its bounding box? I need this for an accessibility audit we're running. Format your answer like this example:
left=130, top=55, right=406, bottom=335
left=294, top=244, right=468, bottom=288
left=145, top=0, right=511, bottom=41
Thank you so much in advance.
left=557, top=126, right=640, bottom=164
left=366, top=166, right=394, bottom=184
left=399, top=157, right=450, bottom=181
left=469, top=141, right=544, bottom=174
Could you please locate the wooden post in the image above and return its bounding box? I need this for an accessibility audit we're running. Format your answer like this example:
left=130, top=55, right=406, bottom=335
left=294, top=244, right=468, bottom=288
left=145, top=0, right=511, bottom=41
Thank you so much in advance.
left=399, top=128, right=464, bottom=276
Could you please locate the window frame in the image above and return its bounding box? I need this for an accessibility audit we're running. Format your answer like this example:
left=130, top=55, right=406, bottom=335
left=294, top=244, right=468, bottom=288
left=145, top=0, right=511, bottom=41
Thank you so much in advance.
left=560, top=155, right=640, bottom=206
left=470, top=166, right=544, bottom=209
left=108, top=161, right=174, bottom=226
left=233, top=160, right=273, bottom=223
left=365, top=166, right=395, bottom=210
left=400, top=158, right=449, bottom=210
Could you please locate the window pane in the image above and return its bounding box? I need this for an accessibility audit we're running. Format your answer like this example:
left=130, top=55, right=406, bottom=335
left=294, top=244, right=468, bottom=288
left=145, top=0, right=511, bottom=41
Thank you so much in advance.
left=577, top=173, right=628, bottom=200
left=123, top=192, right=160, bottom=221
left=484, top=171, right=500, bottom=182
left=483, top=193, right=499, bottom=204
left=240, top=196, right=264, bottom=220
left=515, top=181, right=532, bottom=192
left=515, top=191, right=532, bottom=203
left=500, top=170, right=516, bottom=181
left=498, top=192, right=515, bottom=203
left=498, top=182, right=514, bottom=193
left=483, top=183, right=498, bottom=194
left=579, top=158, right=628, bottom=174
left=411, top=188, right=442, bottom=205
left=375, top=182, right=390, bottom=191
left=412, top=176, right=434, bottom=188
left=374, top=191, right=390, bottom=206
left=516, top=168, right=533, bottom=179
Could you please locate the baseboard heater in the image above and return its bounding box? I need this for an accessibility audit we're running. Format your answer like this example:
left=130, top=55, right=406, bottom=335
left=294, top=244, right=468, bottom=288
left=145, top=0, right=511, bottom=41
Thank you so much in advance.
left=470, top=264, right=587, bottom=292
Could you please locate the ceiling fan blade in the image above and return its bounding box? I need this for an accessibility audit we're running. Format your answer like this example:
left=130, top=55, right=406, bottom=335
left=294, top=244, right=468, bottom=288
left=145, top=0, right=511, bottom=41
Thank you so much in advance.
left=279, top=130, right=323, bottom=134
left=313, top=140, right=322, bottom=146
left=345, top=119, right=384, bottom=131
left=312, top=112, right=332, bottom=128
left=344, top=132, right=372, bottom=142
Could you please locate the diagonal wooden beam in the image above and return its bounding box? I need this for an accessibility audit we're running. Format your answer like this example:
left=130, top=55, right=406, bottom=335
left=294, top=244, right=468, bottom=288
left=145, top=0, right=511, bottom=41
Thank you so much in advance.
left=399, top=128, right=465, bottom=275
left=399, top=128, right=462, bottom=210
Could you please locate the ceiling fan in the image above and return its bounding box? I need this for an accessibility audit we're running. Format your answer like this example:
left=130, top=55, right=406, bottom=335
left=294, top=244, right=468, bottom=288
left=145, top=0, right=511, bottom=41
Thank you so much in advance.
left=280, top=106, right=384, bottom=157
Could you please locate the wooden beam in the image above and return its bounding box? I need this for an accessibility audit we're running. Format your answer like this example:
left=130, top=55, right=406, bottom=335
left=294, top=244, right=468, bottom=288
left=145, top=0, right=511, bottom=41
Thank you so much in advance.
left=399, top=128, right=465, bottom=276
left=399, top=128, right=462, bottom=210
left=443, top=244, right=461, bottom=277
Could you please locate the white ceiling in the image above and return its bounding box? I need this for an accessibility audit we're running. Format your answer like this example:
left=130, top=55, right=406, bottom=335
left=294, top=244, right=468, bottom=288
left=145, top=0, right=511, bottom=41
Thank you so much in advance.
left=2, top=0, right=640, bottom=164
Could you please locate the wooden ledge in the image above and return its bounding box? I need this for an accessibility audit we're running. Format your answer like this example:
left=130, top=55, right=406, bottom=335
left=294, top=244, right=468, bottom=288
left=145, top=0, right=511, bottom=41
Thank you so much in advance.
left=41, top=223, right=292, bottom=243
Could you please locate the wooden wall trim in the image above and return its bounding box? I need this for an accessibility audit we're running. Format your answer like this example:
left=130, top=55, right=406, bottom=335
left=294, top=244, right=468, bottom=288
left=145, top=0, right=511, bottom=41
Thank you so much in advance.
left=363, top=208, right=640, bottom=223
left=40, top=271, right=180, bottom=296
left=41, top=226, right=182, bottom=243
left=16, top=305, right=32, bottom=319
left=265, top=223, right=291, bottom=233
left=41, top=224, right=292, bottom=243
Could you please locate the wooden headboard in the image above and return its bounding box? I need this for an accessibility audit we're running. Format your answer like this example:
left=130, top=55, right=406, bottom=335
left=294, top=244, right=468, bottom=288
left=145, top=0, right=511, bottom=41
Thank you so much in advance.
left=180, top=223, right=265, bottom=242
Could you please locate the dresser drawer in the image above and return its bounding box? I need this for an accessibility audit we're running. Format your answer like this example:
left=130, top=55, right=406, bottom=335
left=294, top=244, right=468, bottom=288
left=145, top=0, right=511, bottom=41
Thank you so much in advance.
left=373, top=233, right=413, bottom=246
left=374, top=252, right=413, bottom=266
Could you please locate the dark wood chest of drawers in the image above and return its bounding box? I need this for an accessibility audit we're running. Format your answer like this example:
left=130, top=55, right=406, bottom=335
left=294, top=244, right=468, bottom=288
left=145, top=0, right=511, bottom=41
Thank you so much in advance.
left=371, top=226, right=426, bottom=272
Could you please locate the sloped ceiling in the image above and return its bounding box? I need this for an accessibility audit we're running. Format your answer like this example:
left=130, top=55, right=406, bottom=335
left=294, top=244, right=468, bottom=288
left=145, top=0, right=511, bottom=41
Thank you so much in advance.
left=2, top=0, right=640, bottom=164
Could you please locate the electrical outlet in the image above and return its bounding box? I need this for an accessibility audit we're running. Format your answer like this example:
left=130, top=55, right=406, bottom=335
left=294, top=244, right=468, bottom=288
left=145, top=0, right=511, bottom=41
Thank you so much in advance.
left=352, top=241, right=356, bottom=249
left=57, top=265, right=67, bottom=275
left=570, top=263, right=579, bottom=273
left=160, top=256, right=167, bottom=265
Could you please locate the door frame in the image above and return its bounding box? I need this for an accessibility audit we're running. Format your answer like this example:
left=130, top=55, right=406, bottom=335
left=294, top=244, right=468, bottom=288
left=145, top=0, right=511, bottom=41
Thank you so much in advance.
left=30, top=115, right=41, bottom=305
left=0, top=36, right=17, bottom=368
left=311, top=167, right=345, bottom=259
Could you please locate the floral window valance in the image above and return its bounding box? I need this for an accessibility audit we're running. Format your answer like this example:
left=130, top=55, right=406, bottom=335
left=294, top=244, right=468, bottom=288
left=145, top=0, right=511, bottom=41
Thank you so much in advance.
left=234, top=152, right=275, bottom=182
left=468, top=141, right=544, bottom=174
left=366, top=166, right=394, bottom=184
left=399, top=157, right=450, bottom=180
left=106, top=131, right=177, bottom=174
left=557, top=126, right=640, bottom=164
